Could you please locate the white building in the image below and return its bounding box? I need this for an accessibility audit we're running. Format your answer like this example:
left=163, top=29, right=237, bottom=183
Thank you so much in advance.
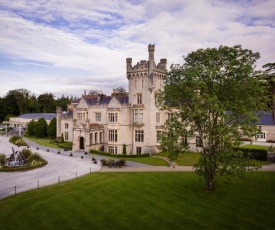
left=57, top=44, right=168, bottom=154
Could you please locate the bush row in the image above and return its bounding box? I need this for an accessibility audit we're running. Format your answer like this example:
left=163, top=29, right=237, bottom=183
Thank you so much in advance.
left=9, top=135, right=27, bottom=146
left=101, top=158, right=126, bottom=167
left=90, top=149, right=150, bottom=158
left=233, top=147, right=267, bottom=161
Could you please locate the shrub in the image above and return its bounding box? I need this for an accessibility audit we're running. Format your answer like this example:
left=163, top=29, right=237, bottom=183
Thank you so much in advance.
left=101, top=159, right=107, bottom=166
left=118, top=159, right=126, bottom=166
left=266, top=139, right=275, bottom=143
left=0, top=154, right=6, bottom=166
left=9, top=135, right=21, bottom=144
left=122, top=144, right=127, bottom=155
left=233, top=147, right=267, bottom=161
left=90, top=149, right=150, bottom=158
left=15, top=139, right=27, bottom=146
left=26, top=152, right=46, bottom=166
left=21, top=149, right=32, bottom=159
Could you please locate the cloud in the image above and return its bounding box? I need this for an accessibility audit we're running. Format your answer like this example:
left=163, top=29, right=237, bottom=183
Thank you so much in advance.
left=0, top=0, right=274, bottom=98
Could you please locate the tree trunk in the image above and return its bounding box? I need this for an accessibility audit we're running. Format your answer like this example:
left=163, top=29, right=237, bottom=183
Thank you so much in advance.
left=205, top=178, right=215, bottom=191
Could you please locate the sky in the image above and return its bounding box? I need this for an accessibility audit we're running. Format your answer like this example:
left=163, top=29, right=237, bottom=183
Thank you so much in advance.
left=0, top=0, right=274, bottom=98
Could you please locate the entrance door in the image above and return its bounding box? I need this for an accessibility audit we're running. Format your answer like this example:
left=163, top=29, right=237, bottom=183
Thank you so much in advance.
left=79, top=137, right=85, bottom=150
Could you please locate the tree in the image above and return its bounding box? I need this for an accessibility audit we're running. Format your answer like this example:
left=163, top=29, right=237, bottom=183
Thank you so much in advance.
left=56, top=95, right=71, bottom=111
left=47, top=117, right=57, bottom=139
left=34, top=117, right=48, bottom=138
left=156, top=45, right=268, bottom=190
left=263, top=63, right=275, bottom=112
left=27, top=119, right=36, bottom=136
left=115, top=87, right=127, bottom=94
left=6, top=89, right=31, bottom=114
left=38, top=93, right=56, bottom=113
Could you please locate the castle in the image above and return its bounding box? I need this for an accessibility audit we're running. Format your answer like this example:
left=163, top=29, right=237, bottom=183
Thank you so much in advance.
left=56, top=44, right=170, bottom=154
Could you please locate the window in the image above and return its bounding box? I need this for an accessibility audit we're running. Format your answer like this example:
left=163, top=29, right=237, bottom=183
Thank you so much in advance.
left=108, top=146, right=118, bottom=154
left=142, top=80, right=144, bottom=88
left=95, top=132, right=98, bottom=143
left=156, top=113, right=160, bottom=123
left=182, top=135, right=188, bottom=146
left=196, top=136, right=202, bottom=147
left=168, top=113, right=173, bottom=120
left=256, top=132, right=266, bottom=140
left=108, top=113, right=118, bottom=123
left=95, top=113, right=101, bottom=122
left=90, top=133, right=93, bottom=144
left=65, top=132, right=68, bottom=141
left=65, top=123, right=69, bottom=129
left=108, top=130, right=118, bottom=142
left=137, top=93, right=142, bottom=104
left=77, top=112, right=86, bottom=121
left=136, top=147, right=142, bottom=155
left=135, top=130, right=144, bottom=142
left=134, top=109, right=143, bottom=123
left=100, top=132, right=103, bottom=143
left=156, top=131, right=162, bottom=143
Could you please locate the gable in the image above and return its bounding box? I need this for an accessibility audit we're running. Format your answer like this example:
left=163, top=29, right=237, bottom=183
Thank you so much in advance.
left=108, top=97, right=121, bottom=108
left=76, top=98, right=89, bottom=109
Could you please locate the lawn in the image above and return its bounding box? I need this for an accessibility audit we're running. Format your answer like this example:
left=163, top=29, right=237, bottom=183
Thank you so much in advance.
left=24, top=137, right=62, bottom=149
left=155, top=151, right=200, bottom=166
left=242, top=144, right=269, bottom=150
left=0, top=172, right=274, bottom=230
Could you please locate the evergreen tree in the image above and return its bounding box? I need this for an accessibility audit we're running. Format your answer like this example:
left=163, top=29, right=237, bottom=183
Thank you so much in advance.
left=47, top=117, right=57, bottom=139
left=34, top=117, right=48, bottom=138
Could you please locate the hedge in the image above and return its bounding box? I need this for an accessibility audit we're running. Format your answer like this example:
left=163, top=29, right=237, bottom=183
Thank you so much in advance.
left=233, top=147, right=267, bottom=161
left=90, top=149, right=150, bottom=158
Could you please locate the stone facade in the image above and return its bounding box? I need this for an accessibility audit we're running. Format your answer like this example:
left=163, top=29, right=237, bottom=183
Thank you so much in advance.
left=57, top=44, right=170, bottom=154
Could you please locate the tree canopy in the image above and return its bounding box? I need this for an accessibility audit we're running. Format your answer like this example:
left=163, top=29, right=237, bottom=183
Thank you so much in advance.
left=156, top=45, right=269, bottom=190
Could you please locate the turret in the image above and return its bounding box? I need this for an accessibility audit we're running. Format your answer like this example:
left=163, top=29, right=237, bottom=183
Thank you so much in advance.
left=148, top=44, right=155, bottom=63
left=126, top=58, right=132, bottom=73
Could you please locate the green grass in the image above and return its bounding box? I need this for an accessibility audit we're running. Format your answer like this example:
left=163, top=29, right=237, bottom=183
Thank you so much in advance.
left=0, top=172, right=274, bottom=230
left=123, top=156, right=167, bottom=165
left=155, top=151, right=200, bottom=166
left=242, top=144, right=269, bottom=150
left=92, top=153, right=168, bottom=166
left=24, top=137, right=62, bottom=149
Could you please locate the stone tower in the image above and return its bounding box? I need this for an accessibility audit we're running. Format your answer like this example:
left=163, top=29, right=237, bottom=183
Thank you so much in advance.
left=56, top=106, right=62, bottom=140
left=126, top=44, right=167, bottom=154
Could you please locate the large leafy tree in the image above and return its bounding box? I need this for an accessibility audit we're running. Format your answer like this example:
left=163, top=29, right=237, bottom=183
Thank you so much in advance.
left=6, top=89, right=31, bottom=114
left=38, top=93, right=56, bottom=113
left=156, top=45, right=268, bottom=190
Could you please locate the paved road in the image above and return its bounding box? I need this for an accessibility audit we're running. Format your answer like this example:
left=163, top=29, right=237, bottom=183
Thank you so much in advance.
left=0, top=136, right=101, bottom=199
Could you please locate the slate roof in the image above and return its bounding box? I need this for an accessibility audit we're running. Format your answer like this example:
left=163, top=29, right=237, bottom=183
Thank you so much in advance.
left=16, top=113, right=56, bottom=120
left=82, top=94, right=129, bottom=106
left=256, top=111, right=275, bottom=125
left=225, top=111, right=275, bottom=126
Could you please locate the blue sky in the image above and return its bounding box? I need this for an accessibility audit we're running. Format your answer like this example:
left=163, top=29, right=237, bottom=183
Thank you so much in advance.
left=0, top=0, right=274, bottom=98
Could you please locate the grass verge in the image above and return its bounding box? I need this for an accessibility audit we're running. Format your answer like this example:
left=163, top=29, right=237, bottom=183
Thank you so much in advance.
left=0, top=172, right=274, bottom=230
